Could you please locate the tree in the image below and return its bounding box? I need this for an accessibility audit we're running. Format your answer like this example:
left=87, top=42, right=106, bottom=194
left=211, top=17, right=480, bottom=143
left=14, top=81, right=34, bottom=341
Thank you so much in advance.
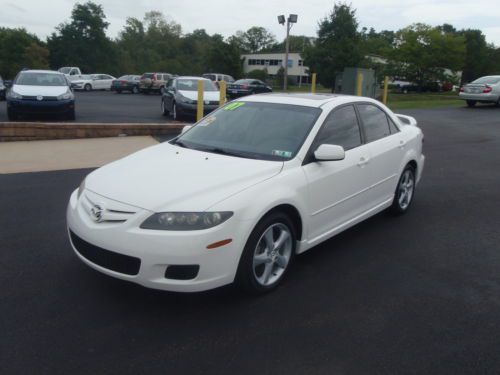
left=460, top=29, right=491, bottom=83
left=303, top=3, right=362, bottom=88
left=0, top=27, right=47, bottom=78
left=47, top=1, right=117, bottom=74
left=391, top=24, right=465, bottom=87
left=236, top=27, right=277, bottom=53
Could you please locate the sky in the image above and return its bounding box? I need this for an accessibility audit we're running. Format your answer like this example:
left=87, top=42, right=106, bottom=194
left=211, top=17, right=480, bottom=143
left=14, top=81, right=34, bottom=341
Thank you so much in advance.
left=1, top=0, right=500, bottom=46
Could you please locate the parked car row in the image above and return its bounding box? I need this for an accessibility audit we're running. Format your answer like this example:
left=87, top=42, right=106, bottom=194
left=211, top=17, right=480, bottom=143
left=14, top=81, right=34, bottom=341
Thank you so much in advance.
left=459, top=75, right=500, bottom=107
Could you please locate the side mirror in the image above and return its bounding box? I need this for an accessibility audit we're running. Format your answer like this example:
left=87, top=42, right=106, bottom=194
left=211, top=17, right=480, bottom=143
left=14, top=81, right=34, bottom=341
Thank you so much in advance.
left=314, top=144, right=345, bottom=161
left=181, top=125, right=192, bottom=134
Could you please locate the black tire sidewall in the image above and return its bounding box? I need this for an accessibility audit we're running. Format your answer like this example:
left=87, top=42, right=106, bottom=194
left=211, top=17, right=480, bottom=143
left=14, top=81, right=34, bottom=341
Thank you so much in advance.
left=391, top=165, right=416, bottom=215
left=236, top=211, right=296, bottom=294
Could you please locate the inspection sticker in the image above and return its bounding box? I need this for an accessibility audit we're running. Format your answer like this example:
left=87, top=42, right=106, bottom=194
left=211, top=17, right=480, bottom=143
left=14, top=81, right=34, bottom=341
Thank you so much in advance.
left=198, top=116, right=216, bottom=126
left=272, top=150, right=293, bottom=158
left=223, top=102, right=245, bottom=111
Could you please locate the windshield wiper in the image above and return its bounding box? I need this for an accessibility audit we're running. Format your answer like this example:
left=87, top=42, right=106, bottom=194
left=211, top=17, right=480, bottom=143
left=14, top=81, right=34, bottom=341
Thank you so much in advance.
left=173, top=139, right=190, bottom=149
left=201, top=147, right=248, bottom=158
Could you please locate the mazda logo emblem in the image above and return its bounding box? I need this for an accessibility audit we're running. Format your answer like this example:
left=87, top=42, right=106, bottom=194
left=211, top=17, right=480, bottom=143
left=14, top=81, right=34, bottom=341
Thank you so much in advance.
left=36, top=95, right=43, bottom=101
left=90, top=204, right=103, bottom=222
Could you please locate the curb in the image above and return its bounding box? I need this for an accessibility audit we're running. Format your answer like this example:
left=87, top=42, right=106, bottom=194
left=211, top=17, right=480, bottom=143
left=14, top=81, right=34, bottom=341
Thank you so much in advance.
left=0, top=122, right=187, bottom=142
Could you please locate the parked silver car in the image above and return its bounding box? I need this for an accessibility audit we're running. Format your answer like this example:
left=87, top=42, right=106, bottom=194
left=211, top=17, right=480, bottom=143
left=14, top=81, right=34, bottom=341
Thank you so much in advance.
left=459, top=76, right=500, bottom=107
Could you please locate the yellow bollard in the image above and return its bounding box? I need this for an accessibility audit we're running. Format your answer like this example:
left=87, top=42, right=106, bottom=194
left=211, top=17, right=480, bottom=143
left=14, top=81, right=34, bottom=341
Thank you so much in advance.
left=197, top=80, right=204, bottom=122
left=383, top=76, right=389, bottom=105
left=219, top=80, right=226, bottom=107
left=356, top=72, right=363, bottom=96
left=311, top=73, right=317, bottom=94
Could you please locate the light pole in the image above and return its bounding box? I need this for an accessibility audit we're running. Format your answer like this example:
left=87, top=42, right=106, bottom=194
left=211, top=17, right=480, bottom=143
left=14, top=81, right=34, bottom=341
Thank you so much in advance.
left=278, top=14, right=298, bottom=91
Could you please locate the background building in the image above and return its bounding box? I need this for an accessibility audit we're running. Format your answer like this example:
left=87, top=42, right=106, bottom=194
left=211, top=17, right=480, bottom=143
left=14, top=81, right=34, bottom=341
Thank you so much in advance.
left=241, top=52, right=310, bottom=83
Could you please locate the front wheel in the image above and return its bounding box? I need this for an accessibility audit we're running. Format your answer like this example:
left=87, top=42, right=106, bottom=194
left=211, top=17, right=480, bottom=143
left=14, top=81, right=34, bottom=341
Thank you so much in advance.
left=236, top=212, right=296, bottom=294
left=390, top=165, right=416, bottom=215
left=161, top=99, right=169, bottom=116
left=84, top=84, right=92, bottom=92
left=132, top=86, right=139, bottom=94
left=466, top=100, right=476, bottom=107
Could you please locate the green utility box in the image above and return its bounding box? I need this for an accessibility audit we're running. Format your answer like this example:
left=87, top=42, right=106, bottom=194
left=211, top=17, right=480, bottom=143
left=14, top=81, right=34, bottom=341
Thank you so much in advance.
left=334, top=67, right=377, bottom=98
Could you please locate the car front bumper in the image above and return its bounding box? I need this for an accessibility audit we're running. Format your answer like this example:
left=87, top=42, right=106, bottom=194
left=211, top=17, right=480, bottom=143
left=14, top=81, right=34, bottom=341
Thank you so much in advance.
left=227, top=89, right=251, bottom=98
left=177, top=102, right=219, bottom=117
left=66, top=189, right=247, bottom=292
left=459, top=92, right=499, bottom=102
left=7, top=98, right=74, bottom=114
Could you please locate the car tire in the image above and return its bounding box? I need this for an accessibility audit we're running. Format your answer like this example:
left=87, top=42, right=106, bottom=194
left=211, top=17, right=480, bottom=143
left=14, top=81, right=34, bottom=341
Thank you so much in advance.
left=84, top=84, right=92, bottom=92
left=236, top=211, right=296, bottom=294
left=7, top=108, right=17, bottom=121
left=390, top=165, right=416, bottom=215
left=161, top=99, right=169, bottom=116
left=466, top=100, right=476, bottom=107
left=132, top=86, right=139, bottom=94
left=160, top=86, right=166, bottom=95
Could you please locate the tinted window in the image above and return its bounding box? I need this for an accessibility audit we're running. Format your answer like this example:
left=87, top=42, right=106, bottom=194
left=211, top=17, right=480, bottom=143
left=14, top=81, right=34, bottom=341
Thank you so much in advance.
left=178, top=102, right=321, bottom=161
left=471, top=76, right=500, bottom=85
left=388, top=118, right=399, bottom=134
left=357, top=104, right=391, bottom=142
left=315, top=105, right=361, bottom=151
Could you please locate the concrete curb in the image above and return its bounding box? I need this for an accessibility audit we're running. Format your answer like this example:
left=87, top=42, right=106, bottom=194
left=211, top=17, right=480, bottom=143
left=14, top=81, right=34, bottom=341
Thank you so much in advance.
left=0, top=122, right=187, bottom=142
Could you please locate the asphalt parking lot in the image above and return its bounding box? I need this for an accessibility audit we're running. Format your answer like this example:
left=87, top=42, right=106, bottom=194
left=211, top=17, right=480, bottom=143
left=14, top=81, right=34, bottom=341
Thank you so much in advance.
left=1, top=105, right=500, bottom=374
left=0, top=91, right=176, bottom=123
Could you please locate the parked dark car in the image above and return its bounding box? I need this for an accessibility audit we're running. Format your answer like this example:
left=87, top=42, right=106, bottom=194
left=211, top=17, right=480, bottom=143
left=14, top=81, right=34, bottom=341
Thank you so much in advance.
left=111, top=75, right=141, bottom=94
left=400, top=81, right=441, bottom=93
left=0, top=75, right=6, bottom=100
left=7, top=70, right=75, bottom=121
left=226, top=79, right=272, bottom=99
left=161, top=76, right=219, bottom=120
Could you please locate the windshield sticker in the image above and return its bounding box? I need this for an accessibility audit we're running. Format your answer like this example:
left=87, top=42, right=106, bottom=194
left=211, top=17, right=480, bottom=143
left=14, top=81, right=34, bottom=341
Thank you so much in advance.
left=223, top=102, right=245, bottom=111
left=272, top=150, right=293, bottom=158
left=198, top=116, right=216, bottom=126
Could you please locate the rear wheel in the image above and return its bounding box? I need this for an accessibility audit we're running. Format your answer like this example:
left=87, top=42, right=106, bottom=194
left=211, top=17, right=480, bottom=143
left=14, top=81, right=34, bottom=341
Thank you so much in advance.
left=84, top=84, right=92, bottom=92
left=132, top=86, right=139, bottom=94
left=236, top=211, right=296, bottom=294
left=466, top=100, right=476, bottom=107
left=390, top=165, right=416, bottom=215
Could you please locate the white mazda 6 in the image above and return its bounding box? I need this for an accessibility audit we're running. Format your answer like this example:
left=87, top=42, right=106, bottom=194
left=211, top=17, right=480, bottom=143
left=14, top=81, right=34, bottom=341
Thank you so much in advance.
left=67, top=93, right=425, bottom=294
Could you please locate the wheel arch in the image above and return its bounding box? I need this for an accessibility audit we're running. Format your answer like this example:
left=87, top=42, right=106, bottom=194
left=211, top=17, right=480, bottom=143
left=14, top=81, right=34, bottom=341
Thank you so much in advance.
left=259, top=204, right=303, bottom=241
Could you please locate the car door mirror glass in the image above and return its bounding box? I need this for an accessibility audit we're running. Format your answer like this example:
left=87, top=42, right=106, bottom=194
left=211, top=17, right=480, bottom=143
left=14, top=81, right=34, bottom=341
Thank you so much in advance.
left=314, top=144, right=345, bottom=161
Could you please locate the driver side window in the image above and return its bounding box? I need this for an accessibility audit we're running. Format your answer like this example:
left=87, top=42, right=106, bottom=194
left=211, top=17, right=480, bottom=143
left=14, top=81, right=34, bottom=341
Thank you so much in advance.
left=314, top=105, right=362, bottom=151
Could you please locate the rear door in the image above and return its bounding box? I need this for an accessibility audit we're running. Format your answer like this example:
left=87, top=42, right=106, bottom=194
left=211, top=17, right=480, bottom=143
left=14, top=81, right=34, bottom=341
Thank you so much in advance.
left=303, top=104, right=373, bottom=241
left=356, top=103, right=404, bottom=206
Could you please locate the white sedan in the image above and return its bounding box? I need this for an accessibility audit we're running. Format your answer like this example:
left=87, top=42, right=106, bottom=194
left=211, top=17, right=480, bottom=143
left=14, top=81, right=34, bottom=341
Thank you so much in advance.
left=72, top=74, right=116, bottom=91
left=67, top=94, right=425, bottom=294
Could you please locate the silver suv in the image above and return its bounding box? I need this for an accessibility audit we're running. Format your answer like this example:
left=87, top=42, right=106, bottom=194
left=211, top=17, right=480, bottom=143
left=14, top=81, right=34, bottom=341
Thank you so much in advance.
left=459, top=75, right=500, bottom=107
left=202, top=73, right=235, bottom=88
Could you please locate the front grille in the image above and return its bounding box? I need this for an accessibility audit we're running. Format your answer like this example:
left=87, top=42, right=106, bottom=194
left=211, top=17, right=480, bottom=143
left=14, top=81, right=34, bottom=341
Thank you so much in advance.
left=70, top=231, right=141, bottom=275
left=208, top=101, right=219, bottom=105
left=21, top=96, right=58, bottom=101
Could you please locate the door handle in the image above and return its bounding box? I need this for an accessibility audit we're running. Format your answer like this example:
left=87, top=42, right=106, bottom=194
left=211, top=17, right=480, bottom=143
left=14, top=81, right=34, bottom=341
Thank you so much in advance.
left=357, top=156, right=369, bottom=167
left=399, top=140, right=406, bottom=149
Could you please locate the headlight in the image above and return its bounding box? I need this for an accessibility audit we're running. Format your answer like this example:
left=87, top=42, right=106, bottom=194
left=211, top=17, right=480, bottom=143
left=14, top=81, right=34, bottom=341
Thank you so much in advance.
left=58, top=89, right=74, bottom=100
left=77, top=178, right=86, bottom=198
left=140, top=212, right=233, bottom=231
left=179, top=95, right=196, bottom=104
left=7, top=90, right=22, bottom=100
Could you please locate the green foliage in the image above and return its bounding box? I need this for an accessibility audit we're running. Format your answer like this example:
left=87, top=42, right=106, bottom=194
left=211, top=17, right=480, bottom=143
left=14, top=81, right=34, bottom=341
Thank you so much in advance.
left=47, top=1, right=117, bottom=74
left=230, top=27, right=276, bottom=53
left=303, top=2, right=363, bottom=88
left=246, top=68, right=268, bottom=81
left=390, top=24, right=465, bottom=86
left=0, top=27, right=47, bottom=78
left=461, top=29, right=493, bottom=83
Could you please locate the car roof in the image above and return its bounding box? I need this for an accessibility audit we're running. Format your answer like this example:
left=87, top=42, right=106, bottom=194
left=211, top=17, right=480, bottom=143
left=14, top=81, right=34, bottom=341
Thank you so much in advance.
left=176, top=76, right=211, bottom=81
left=20, top=69, right=63, bottom=75
left=238, top=93, right=380, bottom=108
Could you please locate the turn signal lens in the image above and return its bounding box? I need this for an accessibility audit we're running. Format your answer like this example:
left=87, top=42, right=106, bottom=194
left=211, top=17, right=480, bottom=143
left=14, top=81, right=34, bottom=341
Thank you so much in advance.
left=206, top=239, right=233, bottom=249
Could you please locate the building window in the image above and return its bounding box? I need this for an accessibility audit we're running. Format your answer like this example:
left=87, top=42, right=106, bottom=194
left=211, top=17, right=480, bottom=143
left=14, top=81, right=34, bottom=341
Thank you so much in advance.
left=298, top=60, right=303, bottom=66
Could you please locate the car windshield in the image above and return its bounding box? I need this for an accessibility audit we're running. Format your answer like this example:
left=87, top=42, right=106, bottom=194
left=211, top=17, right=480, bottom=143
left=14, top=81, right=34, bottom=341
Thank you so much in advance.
left=16, top=72, right=68, bottom=86
left=471, top=76, right=500, bottom=85
left=177, top=79, right=217, bottom=92
left=142, top=73, right=154, bottom=79
left=175, top=102, right=321, bottom=161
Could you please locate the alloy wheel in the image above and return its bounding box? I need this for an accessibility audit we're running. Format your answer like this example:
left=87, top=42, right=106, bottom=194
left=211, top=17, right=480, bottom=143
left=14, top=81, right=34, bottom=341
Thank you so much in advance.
left=252, top=223, right=293, bottom=287
left=397, top=169, right=415, bottom=210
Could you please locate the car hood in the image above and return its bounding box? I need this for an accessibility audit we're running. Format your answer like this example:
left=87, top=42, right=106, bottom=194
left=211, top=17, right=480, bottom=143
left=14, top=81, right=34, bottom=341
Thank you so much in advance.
left=179, top=90, right=219, bottom=102
left=12, top=84, right=68, bottom=96
left=85, top=142, right=283, bottom=212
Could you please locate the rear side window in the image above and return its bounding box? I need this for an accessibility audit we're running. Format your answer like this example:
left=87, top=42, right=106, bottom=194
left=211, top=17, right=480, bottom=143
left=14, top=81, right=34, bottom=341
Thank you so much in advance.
left=314, top=105, right=362, bottom=151
left=357, top=104, right=391, bottom=142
